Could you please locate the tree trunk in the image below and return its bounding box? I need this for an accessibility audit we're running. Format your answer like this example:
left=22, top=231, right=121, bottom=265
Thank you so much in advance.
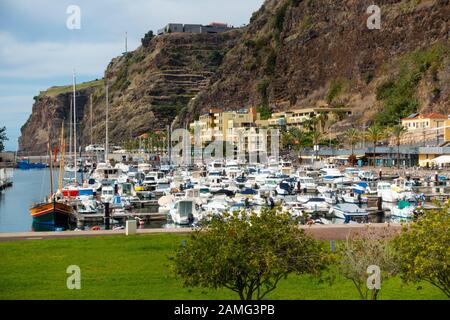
left=373, top=143, right=377, bottom=167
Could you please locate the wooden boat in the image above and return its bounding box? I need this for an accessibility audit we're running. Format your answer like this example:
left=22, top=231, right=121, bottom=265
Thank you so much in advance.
left=30, top=120, right=75, bottom=229
left=30, top=200, right=75, bottom=228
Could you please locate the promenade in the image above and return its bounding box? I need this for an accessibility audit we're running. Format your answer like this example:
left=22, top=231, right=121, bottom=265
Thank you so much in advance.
left=0, top=223, right=403, bottom=242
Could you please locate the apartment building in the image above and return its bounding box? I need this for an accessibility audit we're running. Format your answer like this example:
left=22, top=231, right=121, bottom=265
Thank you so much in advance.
left=400, top=113, right=449, bottom=145
left=190, top=108, right=260, bottom=145
left=286, top=107, right=352, bottom=128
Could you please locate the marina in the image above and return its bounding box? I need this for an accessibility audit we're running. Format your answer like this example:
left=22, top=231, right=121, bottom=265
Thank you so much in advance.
left=1, top=158, right=449, bottom=233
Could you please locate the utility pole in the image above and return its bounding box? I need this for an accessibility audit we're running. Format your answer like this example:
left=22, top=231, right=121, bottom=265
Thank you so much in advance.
left=125, top=31, right=128, bottom=54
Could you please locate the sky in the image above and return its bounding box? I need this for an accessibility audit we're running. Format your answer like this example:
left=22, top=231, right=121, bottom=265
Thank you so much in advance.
left=0, top=0, right=264, bottom=151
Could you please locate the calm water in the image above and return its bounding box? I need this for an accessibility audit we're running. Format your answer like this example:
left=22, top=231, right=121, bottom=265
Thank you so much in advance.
left=0, top=169, right=57, bottom=232
left=2, top=168, right=447, bottom=233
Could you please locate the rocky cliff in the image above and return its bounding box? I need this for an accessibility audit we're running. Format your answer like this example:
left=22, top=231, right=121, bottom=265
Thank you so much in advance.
left=19, top=0, right=450, bottom=152
left=19, top=31, right=240, bottom=152
left=183, top=0, right=449, bottom=130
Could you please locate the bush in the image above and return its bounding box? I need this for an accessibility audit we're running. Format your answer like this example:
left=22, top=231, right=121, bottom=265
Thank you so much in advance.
left=172, top=208, right=330, bottom=300
left=393, top=201, right=450, bottom=298
left=141, top=30, right=154, bottom=47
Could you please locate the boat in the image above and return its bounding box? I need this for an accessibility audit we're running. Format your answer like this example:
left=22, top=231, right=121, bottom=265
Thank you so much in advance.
left=276, top=180, right=293, bottom=196
left=30, top=133, right=75, bottom=229
left=340, top=190, right=368, bottom=204
left=30, top=200, right=75, bottom=228
left=390, top=200, right=416, bottom=219
left=17, top=159, right=47, bottom=169
left=169, top=198, right=202, bottom=225
left=298, top=196, right=330, bottom=212
left=377, top=182, right=404, bottom=203
left=331, top=203, right=368, bottom=223
left=296, top=176, right=317, bottom=192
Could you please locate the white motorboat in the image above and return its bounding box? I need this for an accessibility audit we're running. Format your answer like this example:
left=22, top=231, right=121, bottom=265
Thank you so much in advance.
left=298, top=197, right=330, bottom=212
left=340, top=190, right=368, bottom=204
left=390, top=200, right=416, bottom=219
left=169, top=199, right=201, bottom=225
left=276, top=181, right=293, bottom=196
left=377, top=182, right=404, bottom=203
left=296, top=176, right=317, bottom=192
left=100, top=185, right=115, bottom=203
left=331, top=203, right=368, bottom=223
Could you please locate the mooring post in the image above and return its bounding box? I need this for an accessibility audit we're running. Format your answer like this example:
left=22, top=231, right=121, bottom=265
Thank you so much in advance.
left=104, top=202, right=110, bottom=230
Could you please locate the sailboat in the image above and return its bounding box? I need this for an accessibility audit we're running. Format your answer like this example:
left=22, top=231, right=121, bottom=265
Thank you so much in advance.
left=30, top=136, right=75, bottom=229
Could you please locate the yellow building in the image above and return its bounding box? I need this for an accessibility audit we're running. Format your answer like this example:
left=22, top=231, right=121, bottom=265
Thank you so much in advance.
left=402, top=113, right=447, bottom=130
left=401, top=113, right=449, bottom=145
left=268, top=107, right=353, bottom=128
left=268, top=111, right=293, bottom=126
left=190, top=108, right=260, bottom=145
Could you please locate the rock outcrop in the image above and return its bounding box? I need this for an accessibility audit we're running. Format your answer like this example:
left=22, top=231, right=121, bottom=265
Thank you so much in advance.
left=19, top=0, right=450, bottom=152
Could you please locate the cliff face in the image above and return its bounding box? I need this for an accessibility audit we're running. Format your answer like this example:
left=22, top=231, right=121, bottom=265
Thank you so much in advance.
left=183, top=0, right=450, bottom=129
left=19, top=85, right=99, bottom=153
left=20, top=0, right=450, bottom=152
left=19, top=31, right=240, bottom=152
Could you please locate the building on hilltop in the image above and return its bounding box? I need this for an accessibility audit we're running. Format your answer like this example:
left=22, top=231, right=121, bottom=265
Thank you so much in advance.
left=157, top=22, right=233, bottom=35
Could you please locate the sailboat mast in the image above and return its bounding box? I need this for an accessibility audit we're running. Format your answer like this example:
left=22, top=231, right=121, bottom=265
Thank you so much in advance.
left=48, top=141, right=54, bottom=200
left=90, top=94, right=93, bottom=146
left=58, top=122, right=65, bottom=191
left=69, top=98, right=72, bottom=162
left=105, top=83, right=109, bottom=163
left=73, top=70, right=77, bottom=184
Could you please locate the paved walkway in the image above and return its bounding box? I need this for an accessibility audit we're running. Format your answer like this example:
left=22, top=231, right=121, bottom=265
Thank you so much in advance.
left=0, top=223, right=403, bottom=242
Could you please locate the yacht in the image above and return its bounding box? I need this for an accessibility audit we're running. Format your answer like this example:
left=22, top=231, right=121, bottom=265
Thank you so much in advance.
left=296, top=176, right=317, bottom=192
left=331, top=203, right=368, bottom=223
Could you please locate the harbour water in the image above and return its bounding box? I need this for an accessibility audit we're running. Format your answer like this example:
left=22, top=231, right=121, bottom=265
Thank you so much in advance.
left=1, top=167, right=449, bottom=233
left=0, top=169, right=61, bottom=232
left=0, top=168, right=167, bottom=232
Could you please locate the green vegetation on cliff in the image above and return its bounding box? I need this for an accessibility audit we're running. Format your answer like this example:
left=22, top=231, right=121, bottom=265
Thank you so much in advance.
left=41, top=79, right=104, bottom=97
left=375, top=42, right=449, bottom=125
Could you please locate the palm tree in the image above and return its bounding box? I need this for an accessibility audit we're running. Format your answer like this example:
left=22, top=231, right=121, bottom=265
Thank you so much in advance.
left=317, top=112, right=329, bottom=133
left=283, top=127, right=311, bottom=160
left=389, top=125, right=407, bottom=168
left=344, top=128, right=360, bottom=157
left=365, top=126, right=385, bottom=167
left=311, top=131, right=322, bottom=161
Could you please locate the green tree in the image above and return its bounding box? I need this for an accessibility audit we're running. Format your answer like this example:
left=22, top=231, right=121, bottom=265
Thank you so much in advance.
left=365, top=126, right=385, bottom=167
left=389, top=125, right=407, bottom=169
left=338, top=226, right=399, bottom=300
left=393, top=201, right=450, bottom=298
left=141, top=30, right=154, bottom=47
left=282, top=127, right=312, bottom=161
left=0, top=126, right=8, bottom=152
left=172, top=208, right=329, bottom=300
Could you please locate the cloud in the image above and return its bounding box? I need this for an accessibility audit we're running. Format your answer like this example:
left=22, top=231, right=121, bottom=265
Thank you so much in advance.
left=0, top=0, right=265, bottom=150
left=0, top=32, right=136, bottom=79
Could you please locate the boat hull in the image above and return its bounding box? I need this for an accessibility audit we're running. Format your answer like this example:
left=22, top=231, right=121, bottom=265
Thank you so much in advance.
left=30, top=201, right=75, bottom=229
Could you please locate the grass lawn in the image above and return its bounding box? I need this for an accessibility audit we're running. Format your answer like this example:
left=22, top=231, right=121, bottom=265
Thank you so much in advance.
left=0, top=234, right=446, bottom=300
